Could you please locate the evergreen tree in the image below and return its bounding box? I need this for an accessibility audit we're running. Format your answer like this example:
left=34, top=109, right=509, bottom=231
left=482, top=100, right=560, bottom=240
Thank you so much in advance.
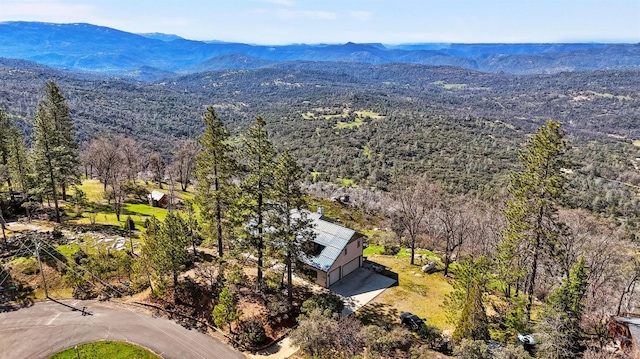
left=269, top=149, right=315, bottom=303
left=32, top=102, right=61, bottom=222
left=240, top=116, right=276, bottom=288
left=443, top=256, right=493, bottom=326
left=536, top=257, right=588, bottom=359
left=32, top=82, right=80, bottom=222
left=195, top=107, right=236, bottom=257
left=141, top=214, right=190, bottom=302
left=44, top=81, right=80, bottom=200
left=453, top=283, right=490, bottom=344
left=0, top=109, right=14, bottom=190
left=6, top=123, right=34, bottom=219
left=497, top=120, right=569, bottom=321
left=213, top=286, right=240, bottom=334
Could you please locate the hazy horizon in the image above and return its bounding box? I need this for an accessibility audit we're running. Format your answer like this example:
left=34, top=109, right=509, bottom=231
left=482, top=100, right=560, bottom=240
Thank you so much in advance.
left=0, top=0, right=638, bottom=45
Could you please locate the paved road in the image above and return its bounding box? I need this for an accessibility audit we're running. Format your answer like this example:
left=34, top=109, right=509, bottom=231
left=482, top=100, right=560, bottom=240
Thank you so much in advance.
left=0, top=299, right=245, bottom=359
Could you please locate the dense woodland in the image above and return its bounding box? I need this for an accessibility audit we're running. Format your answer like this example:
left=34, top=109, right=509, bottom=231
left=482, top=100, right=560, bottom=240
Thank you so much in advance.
left=0, top=57, right=639, bottom=359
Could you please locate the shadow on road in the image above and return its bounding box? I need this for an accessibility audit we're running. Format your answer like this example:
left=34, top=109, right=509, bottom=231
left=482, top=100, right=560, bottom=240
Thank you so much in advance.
left=48, top=297, right=93, bottom=316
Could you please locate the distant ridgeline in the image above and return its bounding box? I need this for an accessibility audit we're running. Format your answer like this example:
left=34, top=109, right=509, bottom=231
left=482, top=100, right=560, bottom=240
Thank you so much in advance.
left=0, top=22, right=639, bottom=216
left=0, top=21, right=639, bottom=79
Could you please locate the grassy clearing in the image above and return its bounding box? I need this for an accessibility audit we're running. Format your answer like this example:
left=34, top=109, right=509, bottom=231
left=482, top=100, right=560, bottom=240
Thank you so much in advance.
left=69, top=179, right=195, bottom=228
left=49, top=340, right=161, bottom=359
left=335, top=177, right=355, bottom=186
left=361, top=255, right=454, bottom=332
left=443, top=83, right=468, bottom=90
left=354, top=110, right=383, bottom=119
left=335, top=117, right=364, bottom=129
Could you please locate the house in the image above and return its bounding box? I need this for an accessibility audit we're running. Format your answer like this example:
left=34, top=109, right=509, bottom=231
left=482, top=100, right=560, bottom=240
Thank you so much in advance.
left=301, top=208, right=367, bottom=288
left=148, top=190, right=168, bottom=208
left=609, top=313, right=640, bottom=358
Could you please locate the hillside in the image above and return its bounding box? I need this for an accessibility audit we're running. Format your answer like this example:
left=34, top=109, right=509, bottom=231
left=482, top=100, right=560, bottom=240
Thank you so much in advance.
left=1, top=22, right=639, bottom=78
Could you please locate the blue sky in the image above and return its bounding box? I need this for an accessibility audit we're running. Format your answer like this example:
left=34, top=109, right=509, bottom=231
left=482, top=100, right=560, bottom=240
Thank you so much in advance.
left=0, top=0, right=638, bottom=44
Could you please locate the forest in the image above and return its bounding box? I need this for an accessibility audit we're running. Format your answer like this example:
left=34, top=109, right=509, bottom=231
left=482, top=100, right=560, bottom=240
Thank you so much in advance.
left=0, top=57, right=639, bottom=359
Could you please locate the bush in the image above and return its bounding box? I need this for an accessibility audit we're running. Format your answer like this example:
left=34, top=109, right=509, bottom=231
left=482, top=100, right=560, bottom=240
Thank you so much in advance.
left=73, top=248, right=88, bottom=265
left=362, top=325, right=412, bottom=356
left=300, top=292, right=344, bottom=317
left=383, top=244, right=400, bottom=255
left=226, top=265, right=248, bottom=287
left=237, top=318, right=268, bottom=347
left=493, top=345, right=532, bottom=359
left=13, top=257, right=39, bottom=275
left=264, top=270, right=282, bottom=290
left=418, top=324, right=448, bottom=351
left=454, top=339, right=493, bottom=359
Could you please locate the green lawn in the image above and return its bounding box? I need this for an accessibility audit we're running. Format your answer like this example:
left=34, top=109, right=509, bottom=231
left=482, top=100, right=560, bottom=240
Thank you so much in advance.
left=69, top=179, right=196, bottom=228
left=360, top=254, right=455, bottom=332
left=49, top=340, right=160, bottom=359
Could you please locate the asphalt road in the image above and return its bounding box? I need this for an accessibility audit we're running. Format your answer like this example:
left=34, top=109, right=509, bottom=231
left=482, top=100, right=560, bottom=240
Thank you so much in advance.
left=0, top=299, right=246, bottom=359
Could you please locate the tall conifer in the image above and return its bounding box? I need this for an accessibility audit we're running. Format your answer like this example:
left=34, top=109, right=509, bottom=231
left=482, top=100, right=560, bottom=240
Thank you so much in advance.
left=497, top=120, right=570, bottom=321
left=240, top=116, right=275, bottom=288
left=195, top=107, right=236, bottom=257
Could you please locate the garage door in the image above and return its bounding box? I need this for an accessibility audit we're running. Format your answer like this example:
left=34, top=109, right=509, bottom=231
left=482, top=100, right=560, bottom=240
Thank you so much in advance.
left=328, top=267, right=341, bottom=286
left=342, top=256, right=360, bottom=277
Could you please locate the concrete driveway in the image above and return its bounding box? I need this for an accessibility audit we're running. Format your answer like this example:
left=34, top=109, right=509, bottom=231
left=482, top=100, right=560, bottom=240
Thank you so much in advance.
left=0, top=299, right=245, bottom=359
left=329, top=268, right=396, bottom=316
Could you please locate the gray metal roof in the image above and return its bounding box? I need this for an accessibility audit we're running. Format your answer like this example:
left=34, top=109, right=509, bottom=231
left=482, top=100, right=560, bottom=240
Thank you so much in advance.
left=303, top=211, right=357, bottom=272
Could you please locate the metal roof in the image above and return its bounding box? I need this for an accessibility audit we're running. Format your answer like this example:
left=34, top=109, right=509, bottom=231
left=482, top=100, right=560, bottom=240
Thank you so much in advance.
left=302, top=211, right=357, bottom=272
left=148, top=190, right=165, bottom=201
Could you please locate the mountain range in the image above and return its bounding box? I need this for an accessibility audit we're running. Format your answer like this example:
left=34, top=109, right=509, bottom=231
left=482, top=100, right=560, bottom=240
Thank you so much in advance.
left=1, top=21, right=639, bottom=80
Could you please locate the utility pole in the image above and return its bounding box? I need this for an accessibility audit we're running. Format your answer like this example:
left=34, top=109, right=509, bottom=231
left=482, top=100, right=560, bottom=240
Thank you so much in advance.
left=35, top=239, right=49, bottom=298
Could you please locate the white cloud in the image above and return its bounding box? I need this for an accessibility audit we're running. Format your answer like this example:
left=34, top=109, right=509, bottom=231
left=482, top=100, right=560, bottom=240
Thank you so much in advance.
left=262, top=0, right=295, bottom=6
left=0, top=1, right=94, bottom=21
left=276, top=9, right=336, bottom=20
left=349, top=11, right=372, bottom=21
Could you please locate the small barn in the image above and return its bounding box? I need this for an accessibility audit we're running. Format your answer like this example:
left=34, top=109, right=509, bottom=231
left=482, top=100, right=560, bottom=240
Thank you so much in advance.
left=148, top=190, right=168, bottom=208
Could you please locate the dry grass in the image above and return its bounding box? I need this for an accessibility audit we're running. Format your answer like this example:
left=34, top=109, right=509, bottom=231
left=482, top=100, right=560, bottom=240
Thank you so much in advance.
left=361, top=255, right=455, bottom=332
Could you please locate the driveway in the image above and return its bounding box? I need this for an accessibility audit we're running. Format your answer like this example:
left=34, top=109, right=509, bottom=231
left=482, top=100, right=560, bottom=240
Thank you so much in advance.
left=329, top=267, right=397, bottom=316
left=0, top=299, right=245, bottom=359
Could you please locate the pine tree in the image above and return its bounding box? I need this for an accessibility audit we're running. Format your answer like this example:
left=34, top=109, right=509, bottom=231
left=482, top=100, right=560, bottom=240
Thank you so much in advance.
left=270, top=149, right=315, bottom=303
left=32, top=102, right=61, bottom=222
left=141, top=214, right=190, bottom=302
left=195, top=107, right=236, bottom=257
left=240, top=116, right=276, bottom=288
left=44, top=81, right=80, bottom=201
left=453, top=283, right=490, bottom=344
left=536, top=257, right=588, bottom=359
left=0, top=109, right=14, bottom=190
left=32, top=82, right=81, bottom=222
left=497, top=120, right=569, bottom=321
left=213, top=286, right=240, bottom=334
left=7, top=123, right=33, bottom=219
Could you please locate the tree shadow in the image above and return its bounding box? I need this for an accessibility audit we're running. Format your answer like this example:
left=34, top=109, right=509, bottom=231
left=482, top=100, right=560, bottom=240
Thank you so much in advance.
left=356, top=301, right=400, bottom=328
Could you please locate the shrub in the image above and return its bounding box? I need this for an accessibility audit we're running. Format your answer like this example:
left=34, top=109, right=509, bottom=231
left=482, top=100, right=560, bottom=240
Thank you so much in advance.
left=383, top=244, right=400, bottom=255
left=237, top=318, right=268, bottom=347
left=73, top=248, right=88, bottom=265
left=300, top=292, right=344, bottom=317
left=454, top=339, right=493, bottom=359
left=13, top=257, right=39, bottom=275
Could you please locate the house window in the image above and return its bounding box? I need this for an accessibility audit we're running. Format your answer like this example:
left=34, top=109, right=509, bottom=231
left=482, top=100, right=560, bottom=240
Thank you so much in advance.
left=344, top=247, right=347, bottom=256
left=357, top=240, right=360, bottom=248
